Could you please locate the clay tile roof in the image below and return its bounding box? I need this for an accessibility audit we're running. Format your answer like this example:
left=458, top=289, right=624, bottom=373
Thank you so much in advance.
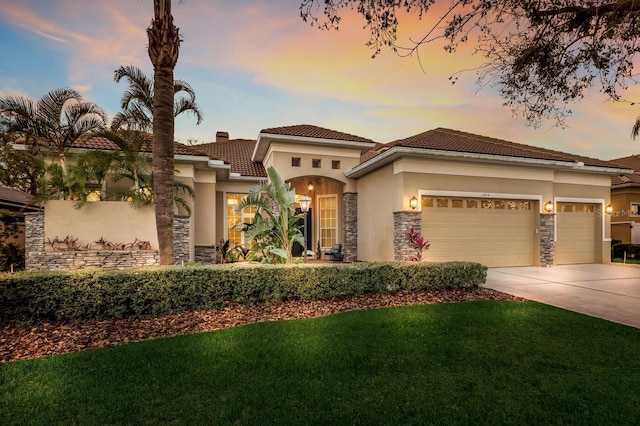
left=71, top=134, right=212, bottom=157
left=0, top=186, right=33, bottom=207
left=610, top=154, right=640, bottom=171
left=363, top=128, right=619, bottom=168
left=197, top=139, right=266, bottom=177
left=261, top=124, right=374, bottom=144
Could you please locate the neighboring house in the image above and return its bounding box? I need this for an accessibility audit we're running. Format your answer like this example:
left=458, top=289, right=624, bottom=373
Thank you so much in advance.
left=0, top=185, right=37, bottom=249
left=610, top=154, right=640, bottom=244
left=22, top=125, right=629, bottom=269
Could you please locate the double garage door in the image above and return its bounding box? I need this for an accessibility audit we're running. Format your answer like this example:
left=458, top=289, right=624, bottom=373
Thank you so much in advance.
left=421, top=197, right=598, bottom=267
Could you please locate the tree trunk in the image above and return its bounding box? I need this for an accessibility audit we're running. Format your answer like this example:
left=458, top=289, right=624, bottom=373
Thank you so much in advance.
left=148, top=0, right=180, bottom=265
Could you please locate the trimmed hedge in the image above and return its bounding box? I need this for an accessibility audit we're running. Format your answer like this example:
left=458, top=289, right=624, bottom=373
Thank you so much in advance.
left=0, top=261, right=487, bottom=324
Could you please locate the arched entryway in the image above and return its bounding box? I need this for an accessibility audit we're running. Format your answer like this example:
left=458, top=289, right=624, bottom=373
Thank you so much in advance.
left=287, top=176, right=345, bottom=259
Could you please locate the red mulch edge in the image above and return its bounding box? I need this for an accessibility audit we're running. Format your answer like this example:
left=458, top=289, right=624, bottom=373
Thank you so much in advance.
left=0, top=288, right=525, bottom=363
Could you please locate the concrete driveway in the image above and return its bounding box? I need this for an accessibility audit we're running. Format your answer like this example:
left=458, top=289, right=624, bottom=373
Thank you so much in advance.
left=485, top=264, right=640, bottom=328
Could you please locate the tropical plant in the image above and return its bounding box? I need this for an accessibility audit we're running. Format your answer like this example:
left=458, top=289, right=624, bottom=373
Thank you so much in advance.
left=146, top=0, right=199, bottom=265
left=236, top=166, right=305, bottom=264
left=404, top=228, right=430, bottom=261
left=0, top=127, right=44, bottom=196
left=112, top=64, right=202, bottom=131
left=0, top=88, right=105, bottom=173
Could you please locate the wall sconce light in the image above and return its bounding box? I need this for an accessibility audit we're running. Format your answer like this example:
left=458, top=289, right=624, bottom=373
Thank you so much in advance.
left=409, top=196, right=418, bottom=210
left=544, top=201, right=554, bottom=213
left=605, top=204, right=613, bottom=215
left=307, top=181, right=314, bottom=192
left=299, top=195, right=311, bottom=213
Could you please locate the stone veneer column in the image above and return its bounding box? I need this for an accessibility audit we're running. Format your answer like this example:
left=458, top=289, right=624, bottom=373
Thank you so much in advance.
left=342, top=192, right=357, bottom=262
left=24, top=212, right=44, bottom=270
left=173, top=215, right=190, bottom=264
left=393, top=211, right=421, bottom=261
left=539, top=213, right=555, bottom=266
left=195, top=245, right=216, bottom=264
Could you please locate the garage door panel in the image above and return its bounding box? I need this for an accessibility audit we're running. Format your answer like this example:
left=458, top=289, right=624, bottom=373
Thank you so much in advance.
left=556, top=203, right=597, bottom=264
left=421, top=197, right=534, bottom=267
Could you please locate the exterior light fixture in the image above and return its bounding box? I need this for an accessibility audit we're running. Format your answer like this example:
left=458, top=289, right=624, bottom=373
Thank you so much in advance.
left=307, top=181, right=314, bottom=192
left=409, top=196, right=418, bottom=210
left=544, top=200, right=554, bottom=213
left=299, top=195, right=311, bottom=263
left=299, top=195, right=311, bottom=213
left=605, top=204, right=613, bottom=215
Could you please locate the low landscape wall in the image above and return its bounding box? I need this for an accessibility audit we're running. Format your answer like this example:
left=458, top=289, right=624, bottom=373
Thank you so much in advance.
left=25, top=201, right=191, bottom=271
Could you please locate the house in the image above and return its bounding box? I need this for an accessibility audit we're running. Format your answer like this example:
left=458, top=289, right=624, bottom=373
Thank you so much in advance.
left=0, top=185, right=37, bottom=249
left=24, top=125, right=629, bottom=269
left=610, top=154, right=640, bottom=244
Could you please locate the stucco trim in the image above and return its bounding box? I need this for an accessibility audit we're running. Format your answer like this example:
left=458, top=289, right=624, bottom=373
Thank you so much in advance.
left=553, top=197, right=609, bottom=242
left=253, top=133, right=376, bottom=162
left=346, top=146, right=631, bottom=179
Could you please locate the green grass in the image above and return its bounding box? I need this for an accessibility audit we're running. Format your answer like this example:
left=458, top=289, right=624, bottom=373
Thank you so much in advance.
left=612, top=258, right=640, bottom=264
left=2, top=300, right=639, bottom=425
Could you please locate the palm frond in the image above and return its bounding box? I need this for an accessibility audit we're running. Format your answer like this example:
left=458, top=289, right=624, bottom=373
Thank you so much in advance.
left=114, top=65, right=154, bottom=112
left=173, top=98, right=203, bottom=124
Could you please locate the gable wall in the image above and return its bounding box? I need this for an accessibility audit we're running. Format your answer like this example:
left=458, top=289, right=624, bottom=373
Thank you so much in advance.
left=263, top=142, right=359, bottom=191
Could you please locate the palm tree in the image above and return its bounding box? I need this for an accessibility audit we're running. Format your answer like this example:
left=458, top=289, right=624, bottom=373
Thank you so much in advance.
left=0, top=88, right=106, bottom=174
left=236, top=166, right=305, bottom=264
left=146, top=0, right=195, bottom=264
left=112, top=64, right=202, bottom=131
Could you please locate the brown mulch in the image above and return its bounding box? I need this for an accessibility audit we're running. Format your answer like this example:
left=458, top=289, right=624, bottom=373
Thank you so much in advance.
left=0, top=288, right=525, bottom=363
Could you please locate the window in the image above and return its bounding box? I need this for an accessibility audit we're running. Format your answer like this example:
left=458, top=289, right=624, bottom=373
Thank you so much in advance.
left=422, top=197, right=433, bottom=208
left=226, top=193, right=256, bottom=247
left=312, top=159, right=321, bottom=168
left=451, top=199, right=464, bottom=208
left=291, top=157, right=301, bottom=167
left=319, top=195, right=337, bottom=248
left=436, top=198, right=449, bottom=208
left=632, top=203, right=640, bottom=217
left=332, top=160, right=341, bottom=169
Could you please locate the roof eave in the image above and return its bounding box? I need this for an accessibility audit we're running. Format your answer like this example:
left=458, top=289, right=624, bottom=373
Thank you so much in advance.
left=345, top=147, right=632, bottom=178
left=252, top=133, right=377, bottom=162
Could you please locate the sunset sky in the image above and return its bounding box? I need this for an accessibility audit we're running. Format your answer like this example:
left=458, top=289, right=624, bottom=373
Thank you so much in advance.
left=1, top=0, right=639, bottom=161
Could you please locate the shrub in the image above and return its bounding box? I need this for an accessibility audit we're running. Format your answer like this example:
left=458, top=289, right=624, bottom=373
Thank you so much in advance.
left=612, top=244, right=640, bottom=260
left=0, top=261, right=487, bottom=324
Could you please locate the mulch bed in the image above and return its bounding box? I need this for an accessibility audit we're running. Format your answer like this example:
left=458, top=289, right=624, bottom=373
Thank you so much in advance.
left=0, top=288, right=525, bottom=363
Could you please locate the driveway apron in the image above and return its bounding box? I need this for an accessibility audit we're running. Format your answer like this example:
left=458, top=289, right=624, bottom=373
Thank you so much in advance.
left=485, top=264, right=640, bottom=328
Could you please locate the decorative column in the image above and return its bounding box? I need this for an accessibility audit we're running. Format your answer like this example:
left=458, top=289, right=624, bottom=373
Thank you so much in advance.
left=539, top=213, right=555, bottom=266
left=24, top=212, right=44, bottom=270
left=173, top=215, right=190, bottom=264
left=343, top=192, right=358, bottom=262
left=393, top=211, right=421, bottom=261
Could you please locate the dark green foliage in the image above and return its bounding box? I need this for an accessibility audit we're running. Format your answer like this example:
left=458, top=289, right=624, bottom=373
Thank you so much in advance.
left=0, top=243, right=24, bottom=272
left=612, top=243, right=640, bottom=260
left=0, top=262, right=486, bottom=324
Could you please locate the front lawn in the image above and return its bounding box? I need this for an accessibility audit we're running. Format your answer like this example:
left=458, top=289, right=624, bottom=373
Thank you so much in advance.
left=1, top=300, right=639, bottom=425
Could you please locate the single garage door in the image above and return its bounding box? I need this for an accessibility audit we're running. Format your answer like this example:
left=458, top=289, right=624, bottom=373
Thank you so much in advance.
left=556, top=202, right=598, bottom=264
left=421, top=197, right=535, bottom=267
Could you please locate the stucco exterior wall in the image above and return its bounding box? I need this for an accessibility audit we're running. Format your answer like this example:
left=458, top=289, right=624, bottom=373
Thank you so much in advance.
left=356, top=164, right=401, bottom=261
left=44, top=200, right=159, bottom=249
left=263, top=142, right=358, bottom=192
left=357, top=157, right=615, bottom=263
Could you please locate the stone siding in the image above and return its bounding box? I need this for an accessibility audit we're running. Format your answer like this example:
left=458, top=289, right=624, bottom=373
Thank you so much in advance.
left=393, top=211, right=421, bottom=261
left=173, top=215, right=190, bottom=265
left=540, top=213, right=555, bottom=266
left=27, top=251, right=159, bottom=271
left=195, top=245, right=216, bottom=264
left=343, top=192, right=357, bottom=262
left=25, top=212, right=191, bottom=270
